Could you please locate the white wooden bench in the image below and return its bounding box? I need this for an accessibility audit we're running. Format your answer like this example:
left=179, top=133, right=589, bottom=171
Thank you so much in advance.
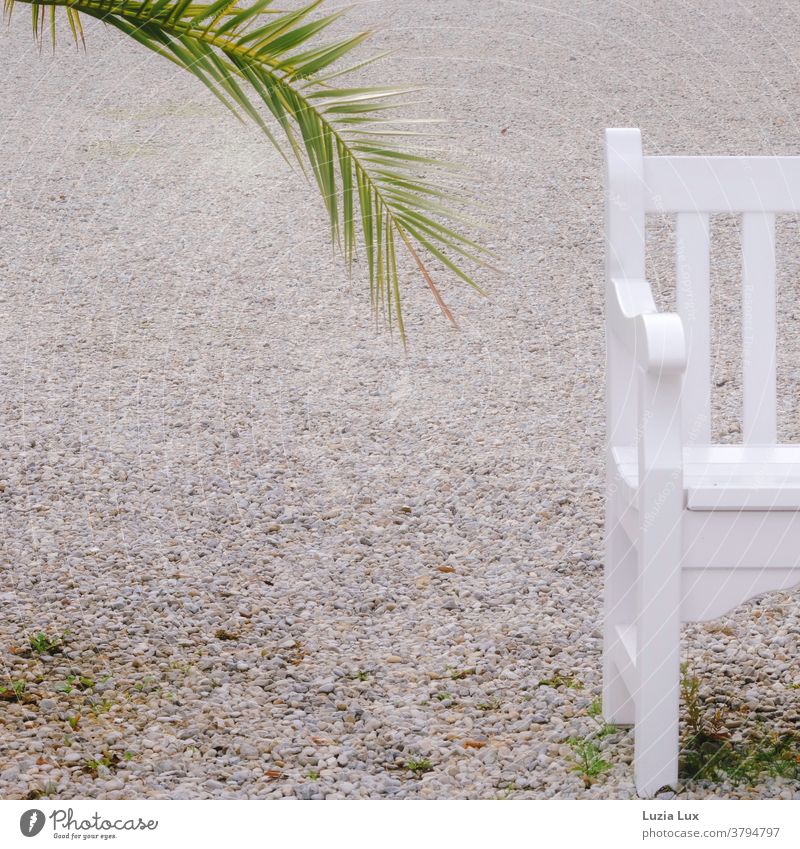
left=604, top=128, right=800, bottom=796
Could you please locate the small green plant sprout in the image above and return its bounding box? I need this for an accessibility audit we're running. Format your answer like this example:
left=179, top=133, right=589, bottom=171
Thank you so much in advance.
left=66, top=715, right=80, bottom=731
left=123, top=751, right=134, bottom=762
left=58, top=674, right=95, bottom=694
left=435, top=692, right=454, bottom=702
left=406, top=757, right=434, bottom=775
left=477, top=696, right=501, bottom=712
left=348, top=670, right=370, bottom=682
left=89, top=698, right=113, bottom=716
left=26, top=781, right=58, bottom=800
left=539, top=672, right=584, bottom=690
left=83, top=751, right=121, bottom=777
left=2, top=679, right=36, bottom=706
left=587, top=697, right=603, bottom=718
left=308, top=770, right=320, bottom=781
left=133, top=675, right=159, bottom=694
left=584, top=697, right=616, bottom=737
left=568, top=738, right=612, bottom=788
left=29, top=632, right=62, bottom=654
left=681, top=663, right=703, bottom=733
left=449, top=667, right=476, bottom=681
left=0, top=679, right=29, bottom=702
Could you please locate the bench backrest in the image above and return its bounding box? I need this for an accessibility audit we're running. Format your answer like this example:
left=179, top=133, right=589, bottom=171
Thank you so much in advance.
left=605, top=127, right=789, bottom=446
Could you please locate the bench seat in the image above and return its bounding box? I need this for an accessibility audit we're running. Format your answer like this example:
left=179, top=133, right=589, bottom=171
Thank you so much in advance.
left=612, top=444, right=800, bottom=510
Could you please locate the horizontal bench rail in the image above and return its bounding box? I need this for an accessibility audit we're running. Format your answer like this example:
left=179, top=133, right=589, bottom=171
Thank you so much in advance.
left=644, top=155, right=800, bottom=213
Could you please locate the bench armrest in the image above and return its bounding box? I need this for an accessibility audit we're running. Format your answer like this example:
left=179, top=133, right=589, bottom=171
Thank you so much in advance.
left=608, top=277, right=686, bottom=374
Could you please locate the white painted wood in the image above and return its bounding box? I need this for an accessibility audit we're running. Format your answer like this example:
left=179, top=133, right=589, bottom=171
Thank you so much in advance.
left=676, top=213, right=711, bottom=443
left=610, top=468, right=800, bottom=576
left=603, top=128, right=646, bottom=735
left=608, top=278, right=686, bottom=373
left=605, top=128, right=646, bottom=449
left=681, top=511, right=800, bottom=573
left=603, top=519, right=636, bottom=725
left=688, top=486, right=795, bottom=510
left=681, top=567, right=800, bottom=622
left=644, top=156, right=800, bottom=213
left=741, top=212, right=777, bottom=443
left=612, top=444, right=800, bottom=510
left=634, top=365, right=683, bottom=797
left=613, top=624, right=637, bottom=698
left=603, top=128, right=800, bottom=798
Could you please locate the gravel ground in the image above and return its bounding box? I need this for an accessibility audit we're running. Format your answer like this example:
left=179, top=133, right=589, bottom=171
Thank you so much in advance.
left=1, top=1, right=799, bottom=800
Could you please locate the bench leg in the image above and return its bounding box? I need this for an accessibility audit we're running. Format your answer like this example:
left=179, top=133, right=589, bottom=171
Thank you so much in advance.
left=633, top=614, right=680, bottom=797
left=603, top=510, right=636, bottom=725
left=634, top=478, right=682, bottom=797
left=633, top=369, right=683, bottom=797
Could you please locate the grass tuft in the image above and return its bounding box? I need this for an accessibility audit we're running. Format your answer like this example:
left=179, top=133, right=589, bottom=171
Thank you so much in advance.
left=680, top=664, right=800, bottom=784
left=539, top=672, right=583, bottom=690
left=567, top=738, right=612, bottom=788
left=29, top=632, right=63, bottom=654
left=405, top=757, right=433, bottom=775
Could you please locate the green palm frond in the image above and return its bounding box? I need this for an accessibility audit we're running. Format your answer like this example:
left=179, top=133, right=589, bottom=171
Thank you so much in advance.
left=4, top=0, right=491, bottom=342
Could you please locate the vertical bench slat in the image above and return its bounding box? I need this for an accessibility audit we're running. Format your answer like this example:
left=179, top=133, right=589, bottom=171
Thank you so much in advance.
left=676, top=213, right=711, bottom=443
left=741, top=212, right=777, bottom=443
